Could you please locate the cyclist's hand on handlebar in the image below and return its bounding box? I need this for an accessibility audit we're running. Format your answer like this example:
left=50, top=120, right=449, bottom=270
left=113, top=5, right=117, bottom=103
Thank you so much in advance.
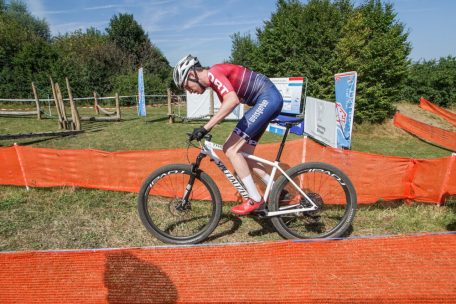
left=189, top=126, right=209, bottom=141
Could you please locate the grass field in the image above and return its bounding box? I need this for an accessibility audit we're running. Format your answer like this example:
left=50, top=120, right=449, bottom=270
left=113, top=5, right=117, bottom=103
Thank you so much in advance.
left=1, top=102, right=455, bottom=251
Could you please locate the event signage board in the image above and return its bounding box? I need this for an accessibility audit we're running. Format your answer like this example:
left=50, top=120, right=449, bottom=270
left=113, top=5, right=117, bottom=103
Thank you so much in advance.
left=335, top=71, right=357, bottom=148
left=270, top=77, right=305, bottom=115
left=137, top=67, right=146, bottom=117
left=304, top=97, right=337, bottom=147
left=266, top=77, right=306, bottom=136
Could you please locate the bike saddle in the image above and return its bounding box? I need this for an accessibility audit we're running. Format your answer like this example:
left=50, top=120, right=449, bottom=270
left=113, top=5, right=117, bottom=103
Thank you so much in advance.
left=270, top=117, right=304, bottom=128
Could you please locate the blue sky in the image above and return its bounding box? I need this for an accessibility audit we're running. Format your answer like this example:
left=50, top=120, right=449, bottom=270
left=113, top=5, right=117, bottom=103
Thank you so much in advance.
left=24, top=0, right=456, bottom=67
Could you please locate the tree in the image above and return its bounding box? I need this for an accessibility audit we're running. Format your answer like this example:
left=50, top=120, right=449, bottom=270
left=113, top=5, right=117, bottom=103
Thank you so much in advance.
left=106, top=13, right=149, bottom=66
left=0, top=10, right=54, bottom=98
left=4, top=0, right=50, bottom=41
left=106, top=13, right=172, bottom=93
left=51, top=28, right=128, bottom=97
left=229, top=32, right=258, bottom=68
left=334, top=0, right=411, bottom=123
left=403, top=56, right=456, bottom=107
left=249, top=0, right=353, bottom=97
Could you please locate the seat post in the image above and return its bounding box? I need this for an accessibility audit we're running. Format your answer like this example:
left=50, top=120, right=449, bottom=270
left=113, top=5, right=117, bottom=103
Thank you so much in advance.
left=275, top=124, right=291, bottom=162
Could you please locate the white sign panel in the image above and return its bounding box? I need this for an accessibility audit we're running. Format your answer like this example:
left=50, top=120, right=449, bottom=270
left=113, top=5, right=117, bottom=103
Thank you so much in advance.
left=270, top=77, right=305, bottom=115
left=186, top=89, right=244, bottom=120
left=304, top=97, right=337, bottom=148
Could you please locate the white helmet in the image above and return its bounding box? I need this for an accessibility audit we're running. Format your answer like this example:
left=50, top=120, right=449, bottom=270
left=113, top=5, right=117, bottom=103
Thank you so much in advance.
left=173, top=54, right=201, bottom=89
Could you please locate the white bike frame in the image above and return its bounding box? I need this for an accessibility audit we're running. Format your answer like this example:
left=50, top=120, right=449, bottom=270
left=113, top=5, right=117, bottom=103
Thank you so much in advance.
left=199, top=140, right=319, bottom=217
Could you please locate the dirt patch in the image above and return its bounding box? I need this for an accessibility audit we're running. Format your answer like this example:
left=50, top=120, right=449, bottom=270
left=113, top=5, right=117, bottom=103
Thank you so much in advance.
left=396, top=102, right=456, bottom=131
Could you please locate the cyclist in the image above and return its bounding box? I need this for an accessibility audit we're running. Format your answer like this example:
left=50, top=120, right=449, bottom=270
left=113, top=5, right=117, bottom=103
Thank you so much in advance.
left=173, top=54, right=283, bottom=215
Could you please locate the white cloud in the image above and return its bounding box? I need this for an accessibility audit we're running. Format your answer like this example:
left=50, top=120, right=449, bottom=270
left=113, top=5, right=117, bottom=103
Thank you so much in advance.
left=84, top=4, right=128, bottom=11
left=181, top=10, right=218, bottom=30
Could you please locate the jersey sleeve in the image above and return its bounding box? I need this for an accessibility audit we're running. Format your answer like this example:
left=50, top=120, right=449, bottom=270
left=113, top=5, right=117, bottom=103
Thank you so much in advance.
left=207, top=66, right=235, bottom=101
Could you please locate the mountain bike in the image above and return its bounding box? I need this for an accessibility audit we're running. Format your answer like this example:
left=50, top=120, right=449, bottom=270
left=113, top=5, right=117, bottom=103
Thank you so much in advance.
left=137, top=117, right=357, bottom=245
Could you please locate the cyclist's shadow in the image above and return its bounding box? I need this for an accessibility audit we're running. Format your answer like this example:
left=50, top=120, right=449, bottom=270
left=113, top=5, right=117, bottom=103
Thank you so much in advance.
left=205, top=214, right=243, bottom=242
left=247, top=216, right=277, bottom=237
left=205, top=213, right=276, bottom=242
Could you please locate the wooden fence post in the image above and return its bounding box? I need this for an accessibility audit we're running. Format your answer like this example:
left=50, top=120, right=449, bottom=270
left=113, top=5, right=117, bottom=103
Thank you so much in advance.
left=50, top=77, right=63, bottom=129
left=54, top=83, right=69, bottom=130
left=115, top=93, right=121, bottom=120
left=31, top=82, right=41, bottom=120
left=66, top=78, right=81, bottom=131
left=94, top=91, right=99, bottom=115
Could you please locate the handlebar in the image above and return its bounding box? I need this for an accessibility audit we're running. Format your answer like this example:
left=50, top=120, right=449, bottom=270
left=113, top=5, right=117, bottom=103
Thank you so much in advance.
left=186, top=133, right=212, bottom=142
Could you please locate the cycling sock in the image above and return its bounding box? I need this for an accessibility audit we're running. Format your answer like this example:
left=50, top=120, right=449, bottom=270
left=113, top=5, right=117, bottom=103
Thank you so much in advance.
left=241, top=175, right=262, bottom=202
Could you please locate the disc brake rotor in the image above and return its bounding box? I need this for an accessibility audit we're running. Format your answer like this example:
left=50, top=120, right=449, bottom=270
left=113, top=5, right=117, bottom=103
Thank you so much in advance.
left=168, top=199, right=192, bottom=216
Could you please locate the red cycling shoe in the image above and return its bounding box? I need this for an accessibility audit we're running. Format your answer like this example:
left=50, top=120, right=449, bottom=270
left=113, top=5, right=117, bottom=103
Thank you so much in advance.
left=231, top=198, right=265, bottom=215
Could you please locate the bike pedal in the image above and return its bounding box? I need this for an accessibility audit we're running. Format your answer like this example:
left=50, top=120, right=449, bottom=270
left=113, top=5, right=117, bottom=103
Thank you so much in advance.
left=252, top=207, right=268, bottom=217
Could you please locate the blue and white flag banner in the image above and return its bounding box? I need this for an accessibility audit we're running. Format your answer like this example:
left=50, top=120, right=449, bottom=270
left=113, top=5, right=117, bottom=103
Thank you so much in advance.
left=335, top=71, right=357, bottom=149
left=137, top=67, right=146, bottom=117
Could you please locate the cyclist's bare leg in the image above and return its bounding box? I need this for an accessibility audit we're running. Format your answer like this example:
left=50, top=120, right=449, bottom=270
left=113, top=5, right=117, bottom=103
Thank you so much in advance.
left=223, top=133, right=263, bottom=202
left=239, top=143, right=270, bottom=180
left=223, top=133, right=252, bottom=179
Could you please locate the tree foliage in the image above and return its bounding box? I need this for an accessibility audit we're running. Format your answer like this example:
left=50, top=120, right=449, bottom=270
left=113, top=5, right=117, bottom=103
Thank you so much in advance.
left=334, top=0, right=411, bottom=123
left=4, top=0, right=50, bottom=40
left=106, top=14, right=148, bottom=64
left=229, top=32, right=259, bottom=68
left=0, top=4, right=171, bottom=99
left=402, top=56, right=456, bottom=107
left=230, top=0, right=414, bottom=123
left=51, top=28, right=127, bottom=97
left=0, top=3, right=54, bottom=98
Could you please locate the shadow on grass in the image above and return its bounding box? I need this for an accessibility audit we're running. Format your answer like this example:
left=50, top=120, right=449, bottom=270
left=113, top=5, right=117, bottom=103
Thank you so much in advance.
left=206, top=213, right=242, bottom=242
left=146, top=116, right=169, bottom=123
left=358, top=200, right=405, bottom=210
left=1, top=132, right=85, bottom=146
left=248, top=217, right=277, bottom=237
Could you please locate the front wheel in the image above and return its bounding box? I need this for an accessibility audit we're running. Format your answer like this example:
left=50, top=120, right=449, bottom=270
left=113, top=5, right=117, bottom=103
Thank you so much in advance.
left=269, top=162, right=357, bottom=239
left=137, top=164, right=222, bottom=245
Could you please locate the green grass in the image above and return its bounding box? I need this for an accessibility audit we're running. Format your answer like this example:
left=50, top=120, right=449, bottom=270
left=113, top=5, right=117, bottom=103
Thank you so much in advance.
left=0, top=102, right=455, bottom=251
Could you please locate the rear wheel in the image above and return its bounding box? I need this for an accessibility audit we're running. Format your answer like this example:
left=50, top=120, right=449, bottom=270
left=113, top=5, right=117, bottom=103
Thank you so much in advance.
left=269, top=162, right=357, bottom=239
left=137, top=164, right=222, bottom=244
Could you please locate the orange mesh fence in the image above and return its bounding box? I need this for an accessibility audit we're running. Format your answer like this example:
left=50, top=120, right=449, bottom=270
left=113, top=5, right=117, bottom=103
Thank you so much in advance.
left=394, top=112, right=456, bottom=152
left=1, top=138, right=455, bottom=204
left=1, top=233, right=455, bottom=303
left=420, top=97, right=456, bottom=126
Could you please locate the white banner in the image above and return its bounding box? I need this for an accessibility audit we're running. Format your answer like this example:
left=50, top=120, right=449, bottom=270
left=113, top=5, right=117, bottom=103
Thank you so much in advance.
left=304, top=97, right=337, bottom=148
left=186, top=89, right=243, bottom=120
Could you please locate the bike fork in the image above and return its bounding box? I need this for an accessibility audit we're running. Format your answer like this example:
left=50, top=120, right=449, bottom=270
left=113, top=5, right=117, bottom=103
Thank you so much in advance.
left=181, top=152, right=206, bottom=204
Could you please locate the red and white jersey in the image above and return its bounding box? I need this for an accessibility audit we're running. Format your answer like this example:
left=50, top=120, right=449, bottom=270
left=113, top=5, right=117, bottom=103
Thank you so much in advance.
left=207, top=64, right=273, bottom=105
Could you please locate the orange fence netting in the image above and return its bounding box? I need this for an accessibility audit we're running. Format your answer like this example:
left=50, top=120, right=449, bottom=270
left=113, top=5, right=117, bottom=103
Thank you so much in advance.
left=1, top=233, right=456, bottom=303
left=393, top=112, right=456, bottom=152
left=1, top=138, right=455, bottom=204
left=420, top=97, right=456, bottom=126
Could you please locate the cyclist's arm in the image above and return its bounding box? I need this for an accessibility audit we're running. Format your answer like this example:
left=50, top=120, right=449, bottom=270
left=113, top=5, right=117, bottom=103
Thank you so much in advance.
left=203, top=92, right=239, bottom=131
